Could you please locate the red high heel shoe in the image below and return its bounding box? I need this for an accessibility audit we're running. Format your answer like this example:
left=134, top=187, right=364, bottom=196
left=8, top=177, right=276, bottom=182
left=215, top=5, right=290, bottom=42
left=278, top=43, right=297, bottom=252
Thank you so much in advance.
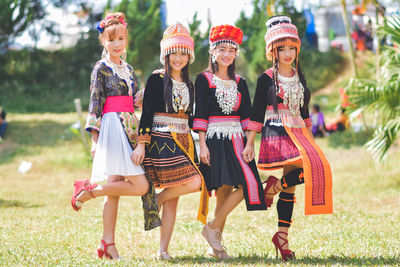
left=271, top=231, right=295, bottom=261
left=97, top=240, right=116, bottom=259
left=263, top=176, right=280, bottom=208
left=71, top=178, right=97, bottom=211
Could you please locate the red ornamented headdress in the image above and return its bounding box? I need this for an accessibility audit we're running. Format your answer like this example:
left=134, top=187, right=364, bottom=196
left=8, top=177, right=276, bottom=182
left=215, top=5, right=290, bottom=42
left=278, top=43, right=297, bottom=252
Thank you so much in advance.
left=209, top=24, right=243, bottom=51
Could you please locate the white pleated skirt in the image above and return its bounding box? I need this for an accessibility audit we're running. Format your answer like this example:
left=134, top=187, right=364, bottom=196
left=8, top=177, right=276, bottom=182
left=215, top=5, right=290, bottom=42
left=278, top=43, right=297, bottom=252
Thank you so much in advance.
left=91, top=112, right=145, bottom=183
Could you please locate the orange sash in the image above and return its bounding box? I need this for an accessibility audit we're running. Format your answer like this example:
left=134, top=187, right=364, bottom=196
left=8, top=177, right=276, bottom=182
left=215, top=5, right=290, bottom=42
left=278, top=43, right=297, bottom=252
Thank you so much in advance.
left=284, top=126, right=333, bottom=215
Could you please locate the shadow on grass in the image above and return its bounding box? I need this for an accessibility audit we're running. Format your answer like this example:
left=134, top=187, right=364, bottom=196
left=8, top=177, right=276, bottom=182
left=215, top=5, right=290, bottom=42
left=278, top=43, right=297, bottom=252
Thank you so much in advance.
left=168, top=254, right=399, bottom=265
left=0, top=199, right=42, bottom=209
left=0, top=119, right=75, bottom=164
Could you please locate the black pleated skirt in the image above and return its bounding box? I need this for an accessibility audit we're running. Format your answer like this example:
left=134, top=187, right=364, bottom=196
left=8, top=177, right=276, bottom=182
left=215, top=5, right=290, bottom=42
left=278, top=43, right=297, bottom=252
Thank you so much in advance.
left=200, top=134, right=267, bottom=211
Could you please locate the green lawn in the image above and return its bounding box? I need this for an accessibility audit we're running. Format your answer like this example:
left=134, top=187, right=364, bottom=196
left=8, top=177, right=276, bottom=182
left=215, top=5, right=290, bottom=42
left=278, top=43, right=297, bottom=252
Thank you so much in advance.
left=0, top=113, right=399, bottom=266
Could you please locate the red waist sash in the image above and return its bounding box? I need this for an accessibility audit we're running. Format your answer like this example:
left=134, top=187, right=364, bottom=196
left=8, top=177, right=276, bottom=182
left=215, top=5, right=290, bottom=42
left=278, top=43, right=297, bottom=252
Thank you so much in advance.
left=103, top=96, right=134, bottom=115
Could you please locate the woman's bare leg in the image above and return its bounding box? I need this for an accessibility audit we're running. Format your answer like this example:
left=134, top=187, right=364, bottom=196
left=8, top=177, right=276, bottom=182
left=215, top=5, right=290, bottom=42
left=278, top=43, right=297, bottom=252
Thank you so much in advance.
left=100, top=175, right=124, bottom=259
left=159, top=197, right=179, bottom=254
left=157, top=177, right=201, bottom=207
left=208, top=185, right=244, bottom=230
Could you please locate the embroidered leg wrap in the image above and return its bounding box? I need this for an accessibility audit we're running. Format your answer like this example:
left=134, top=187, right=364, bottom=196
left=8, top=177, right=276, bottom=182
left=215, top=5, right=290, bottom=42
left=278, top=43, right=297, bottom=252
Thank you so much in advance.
left=277, top=192, right=295, bottom=227
left=280, top=168, right=305, bottom=189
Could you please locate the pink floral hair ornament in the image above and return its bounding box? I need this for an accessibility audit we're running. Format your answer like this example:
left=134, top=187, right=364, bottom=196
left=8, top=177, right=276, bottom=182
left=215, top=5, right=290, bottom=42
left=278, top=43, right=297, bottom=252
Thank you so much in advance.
left=97, top=15, right=127, bottom=34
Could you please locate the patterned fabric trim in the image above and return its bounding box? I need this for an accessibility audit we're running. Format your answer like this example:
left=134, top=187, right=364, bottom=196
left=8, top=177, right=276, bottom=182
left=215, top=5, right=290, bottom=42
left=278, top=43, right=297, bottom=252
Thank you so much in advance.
left=267, top=104, right=305, bottom=128
left=284, top=126, right=332, bottom=215
left=85, top=113, right=101, bottom=132
left=193, top=118, right=208, bottom=132
left=258, top=135, right=300, bottom=164
left=206, top=116, right=244, bottom=139
left=248, top=120, right=263, bottom=133
left=265, top=68, right=274, bottom=78
left=232, top=92, right=242, bottom=112
left=232, top=135, right=262, bottom=205
left=134, top=88, right=145, bottom=109
left=138, top=133, right=151, bottom=144
left=120, top=112, right=139, bottom=148
left=152, top=113, right=190, bottom=134
left=304, top=118, right=312, bottom=127
left=241, top=118, right=250, bottom=130
left=257, top=157, right=302, bottom=171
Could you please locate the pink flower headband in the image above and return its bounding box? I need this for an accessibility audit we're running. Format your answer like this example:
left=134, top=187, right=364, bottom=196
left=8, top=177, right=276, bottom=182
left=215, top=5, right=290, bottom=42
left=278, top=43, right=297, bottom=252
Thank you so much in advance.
left=97, top=15, right=127, bottom=33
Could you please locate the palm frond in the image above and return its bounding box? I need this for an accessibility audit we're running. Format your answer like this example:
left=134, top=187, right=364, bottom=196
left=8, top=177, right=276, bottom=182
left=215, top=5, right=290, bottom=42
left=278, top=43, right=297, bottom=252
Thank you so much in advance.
left=379, top=15, right=400, bottom=45
left=365, top=117, right=400, bottom=164
left=345, top=15, right=400, bottom=163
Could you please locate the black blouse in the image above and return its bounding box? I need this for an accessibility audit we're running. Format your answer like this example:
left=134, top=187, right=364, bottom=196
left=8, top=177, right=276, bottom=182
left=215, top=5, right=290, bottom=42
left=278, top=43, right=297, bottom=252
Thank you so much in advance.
left=138, top=74, right=193, bottom=143
left=193, top=72, right=251, bottom=133
left=248, top=72, right=311, bottom=133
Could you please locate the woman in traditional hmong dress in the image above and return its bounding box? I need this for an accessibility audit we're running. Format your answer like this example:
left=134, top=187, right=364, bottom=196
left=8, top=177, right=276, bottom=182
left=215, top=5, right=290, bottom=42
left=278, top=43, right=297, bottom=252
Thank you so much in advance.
left=243, top=15, right=333, bottom=261
left=70, top=12, right=161, bottom=260
left=194, top=24, right=266, bottom=259
left=131, top=22, right=208, bottom=260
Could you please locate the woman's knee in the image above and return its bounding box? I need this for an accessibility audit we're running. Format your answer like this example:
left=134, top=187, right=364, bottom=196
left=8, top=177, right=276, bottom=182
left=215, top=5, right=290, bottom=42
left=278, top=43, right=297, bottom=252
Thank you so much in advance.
left=164, top=197, right=179, bottom=209
left=138, top=177, right=150, bottom=196
left=128, top=174, right=149, bottom=196
left=188, top=177, right=202, bottom=192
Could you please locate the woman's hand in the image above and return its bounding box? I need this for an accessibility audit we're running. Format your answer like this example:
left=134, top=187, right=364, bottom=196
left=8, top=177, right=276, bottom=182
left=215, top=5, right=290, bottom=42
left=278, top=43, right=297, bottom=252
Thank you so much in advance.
left=91, top=130, right=99, bottom=157
left=199, top=142, right=211, bottom=166
left=152, top=69, right=165, bottom=75
left=242, top=144, right=255, bottom=163
left=131, top=143, right=146, bottom=165
left=91, top=139, right=97, bottom=157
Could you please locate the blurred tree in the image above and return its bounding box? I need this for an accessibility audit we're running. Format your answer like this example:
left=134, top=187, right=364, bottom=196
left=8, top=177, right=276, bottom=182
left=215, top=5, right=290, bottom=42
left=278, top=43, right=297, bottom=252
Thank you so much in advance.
left=346, top=15, right=400, bottom=163
left=0, top=0, right=45, bottom=50
left=0, top=0, right=80, bottom=50
left=188, top=11, right=211, bottom=77
left=115, top=0, right=163, bottom=86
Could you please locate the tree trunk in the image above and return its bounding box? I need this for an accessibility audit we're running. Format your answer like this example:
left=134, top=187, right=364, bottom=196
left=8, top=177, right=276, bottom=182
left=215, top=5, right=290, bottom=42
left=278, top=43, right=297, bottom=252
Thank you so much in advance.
left=341, top=0, right=358, bottom=77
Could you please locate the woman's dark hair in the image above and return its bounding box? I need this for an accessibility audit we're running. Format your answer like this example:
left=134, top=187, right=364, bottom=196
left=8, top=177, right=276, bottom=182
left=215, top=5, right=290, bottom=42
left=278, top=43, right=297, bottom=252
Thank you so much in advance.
left=313, top=104, right=321, bottom=112
left=269, top=46, right=310, bottom=112
left=163, top=54, right=194, bottom=113
left=205, top=48, right=236, bottom=80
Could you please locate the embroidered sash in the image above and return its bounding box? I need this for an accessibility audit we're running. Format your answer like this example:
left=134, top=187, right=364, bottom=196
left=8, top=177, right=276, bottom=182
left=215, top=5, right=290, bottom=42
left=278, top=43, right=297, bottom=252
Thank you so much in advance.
left=265, top=69, right=333, bottom=215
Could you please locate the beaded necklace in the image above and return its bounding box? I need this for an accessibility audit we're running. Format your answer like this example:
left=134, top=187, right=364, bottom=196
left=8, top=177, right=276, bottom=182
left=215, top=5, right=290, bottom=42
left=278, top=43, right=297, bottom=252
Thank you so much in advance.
left=171, top=78, right=189, bottom=112
left=213, top=74, right=238, bottom=115
left=277, top=71, right=304, bottom=116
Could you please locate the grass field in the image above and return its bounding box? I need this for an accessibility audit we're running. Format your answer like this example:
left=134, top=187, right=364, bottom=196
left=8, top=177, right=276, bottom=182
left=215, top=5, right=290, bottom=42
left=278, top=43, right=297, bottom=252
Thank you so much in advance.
left=0, top=113, right=399, bottom=266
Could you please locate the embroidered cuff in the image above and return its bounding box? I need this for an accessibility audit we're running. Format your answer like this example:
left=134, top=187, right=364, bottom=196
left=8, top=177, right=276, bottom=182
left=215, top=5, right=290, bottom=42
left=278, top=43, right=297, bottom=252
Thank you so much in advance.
left=138, top=133, right=151, bottom=144
left=85, top=113, right=101, bottom=133
left=304, top=118, right=312, bottom=128
left=134, top=88, right=144, bottom=109
left=241, top=118, right=250, bottom=130
left=193, top=118, right=208, bottom=132
left=247, top=120, right=263, bottom=133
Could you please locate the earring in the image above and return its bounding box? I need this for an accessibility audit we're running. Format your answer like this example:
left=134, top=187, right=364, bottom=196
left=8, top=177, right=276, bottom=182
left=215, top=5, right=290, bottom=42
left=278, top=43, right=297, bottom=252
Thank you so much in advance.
left=211, top=55, right=216, bottom=63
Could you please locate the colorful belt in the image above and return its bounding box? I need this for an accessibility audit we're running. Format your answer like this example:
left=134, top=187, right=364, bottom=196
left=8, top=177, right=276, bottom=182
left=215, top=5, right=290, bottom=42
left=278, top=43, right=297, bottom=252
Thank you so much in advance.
left=207, top=116, right=244, bottom=139
left=152, top=112, right=190, bottom=134
left=102, top=96, right=134, bottom=115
